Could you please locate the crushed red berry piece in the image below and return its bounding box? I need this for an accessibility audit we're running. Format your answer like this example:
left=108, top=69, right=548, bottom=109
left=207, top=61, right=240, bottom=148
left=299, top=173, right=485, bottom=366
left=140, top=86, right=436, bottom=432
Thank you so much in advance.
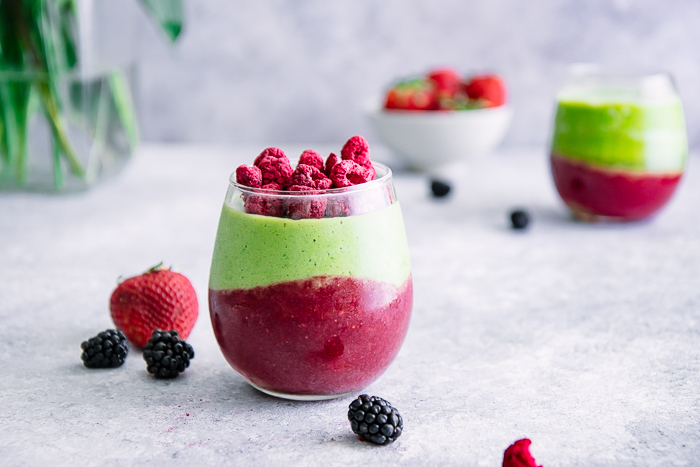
left=254, top=147, right=293, bottom=187
left=290, top=164, right=332, bottom=190
left=502, top=439, right=542, bottom=467
left=325, top=153, right=339, bottom=176
left=235, top=164, right=262, bottom=188
left=287, top=186, right=327, bottom=219
left=340, top=135, right=371, bottom=168
left=298, top=150, right=324, bottom=171
left=330, top=160, right=373, bottom=188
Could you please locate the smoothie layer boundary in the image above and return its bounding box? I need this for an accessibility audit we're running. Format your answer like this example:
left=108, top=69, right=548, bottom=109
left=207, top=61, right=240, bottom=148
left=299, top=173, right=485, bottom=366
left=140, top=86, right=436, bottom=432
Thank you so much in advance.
left=551, top=98, right=687, bottom=171
left=209, top=202, right=411, bottom=290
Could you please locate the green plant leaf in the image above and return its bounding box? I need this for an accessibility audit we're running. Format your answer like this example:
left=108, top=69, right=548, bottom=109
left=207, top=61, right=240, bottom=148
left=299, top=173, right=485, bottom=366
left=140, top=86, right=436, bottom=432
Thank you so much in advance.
left=52, top=132, right=63, bottom=188
left=0, top=80, right=31, bottom=184
left=0, top=84, right=11, bottom=177
left=57, top=0, right=79, bottom=70
left=10, top=81, right=31, bottom=183
left=0, top=0, right=29, bottom=183
left=110, top=71, right=139, bottom=150
left=139, top=0, right=184, bottom=42
left=0, top=0, right=25, bottom=68
left=35, top=0, right=84, bottom=177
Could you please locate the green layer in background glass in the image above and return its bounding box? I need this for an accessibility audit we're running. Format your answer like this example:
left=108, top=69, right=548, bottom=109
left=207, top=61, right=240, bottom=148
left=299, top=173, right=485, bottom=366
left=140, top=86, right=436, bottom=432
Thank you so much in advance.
left=551, top=97, right=687, bottom=172
left=209, top=202, right=411, bottom=290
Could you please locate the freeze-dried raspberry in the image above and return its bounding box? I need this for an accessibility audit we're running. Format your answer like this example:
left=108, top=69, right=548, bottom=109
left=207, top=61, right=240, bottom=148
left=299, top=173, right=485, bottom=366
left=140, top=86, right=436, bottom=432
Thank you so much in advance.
left=290, top=164, right=332, bottom=190
left=298, top=150, right=324, bottom=171
left=261, top=182, right=283, bottom=191
left=365, top=164, right=376, bottom=181
left=330, top=160, right=373, bottom=188
left=243, top=196, right=265, bottom=216
left=325, top=153, right=339, bottom=176
left=254, top=147, right=293, bottom=187
left=254, top=147, right=286, bottom=166
left=243, top=186, right=285, bottom=217
left=327, top=197, right=352, bottom=217
left=266, top=198, right=286, bottom=217
left=257, top=156, right=293, bottom=187
left=287, top=186, right=327, bottom=219
left=502, top=439, right=542, bottom=467
left=235, top=164, right=262, bottom=188
left=340, top=135, right=371, bottom=168
left=316, top=178, right=333, bottom=190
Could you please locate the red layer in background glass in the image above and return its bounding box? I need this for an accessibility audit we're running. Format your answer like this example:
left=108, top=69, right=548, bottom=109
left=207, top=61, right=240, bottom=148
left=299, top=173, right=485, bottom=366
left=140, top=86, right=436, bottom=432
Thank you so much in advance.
left=209, top=275, right=412, bottom=396
left=550, top=153, right=682, bottom=221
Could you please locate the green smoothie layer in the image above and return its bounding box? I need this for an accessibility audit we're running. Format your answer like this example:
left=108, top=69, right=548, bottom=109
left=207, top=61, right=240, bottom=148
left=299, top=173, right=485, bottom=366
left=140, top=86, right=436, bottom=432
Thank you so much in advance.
left=551, top=92, right=686, bottom=172
left=209, top=202, right=411, bottom=290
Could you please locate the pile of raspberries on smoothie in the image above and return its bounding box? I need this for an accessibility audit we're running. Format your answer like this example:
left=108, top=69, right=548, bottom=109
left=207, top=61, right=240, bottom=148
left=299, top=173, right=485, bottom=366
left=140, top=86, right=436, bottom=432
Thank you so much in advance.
left=234, top=135, right=376, bottom=220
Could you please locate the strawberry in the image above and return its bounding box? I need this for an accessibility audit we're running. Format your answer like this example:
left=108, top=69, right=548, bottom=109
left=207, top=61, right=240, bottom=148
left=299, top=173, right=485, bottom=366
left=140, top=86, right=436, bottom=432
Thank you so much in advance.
left=384, top=78, right=438, bottom=110
left=427, top=68, right=461, bottom=99
left=463, top=74, right=507, bottom=107
left=110, top=263, right=198, bottom=347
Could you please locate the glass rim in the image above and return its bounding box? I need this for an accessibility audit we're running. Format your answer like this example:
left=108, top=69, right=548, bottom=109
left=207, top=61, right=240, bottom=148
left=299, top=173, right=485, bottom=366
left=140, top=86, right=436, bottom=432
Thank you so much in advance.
left=564, top=63, right=673, bottom=80
left=228, top=161, right=393, bottom=197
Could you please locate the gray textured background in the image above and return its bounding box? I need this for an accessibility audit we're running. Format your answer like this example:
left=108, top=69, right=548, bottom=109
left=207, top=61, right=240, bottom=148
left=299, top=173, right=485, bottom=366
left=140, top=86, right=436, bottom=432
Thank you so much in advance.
left=134, top=0, right=700, bottom=148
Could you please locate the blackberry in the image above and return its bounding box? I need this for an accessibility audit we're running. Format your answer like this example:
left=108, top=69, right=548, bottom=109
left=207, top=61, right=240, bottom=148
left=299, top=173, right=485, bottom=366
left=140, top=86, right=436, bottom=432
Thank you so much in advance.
left=510, top=209, right=530, bottom=230
left=347, top=395, right=403, bottom=445
left=142, top=329, right=195, bottom=379
left=430, top=179, right=451, bottom=198
left=81, top=329, right=128, bottom=368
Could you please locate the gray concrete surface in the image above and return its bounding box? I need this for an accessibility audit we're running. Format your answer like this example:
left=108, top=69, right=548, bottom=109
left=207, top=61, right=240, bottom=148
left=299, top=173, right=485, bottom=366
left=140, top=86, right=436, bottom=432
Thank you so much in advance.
left=1, top=145, right=698, bottom=465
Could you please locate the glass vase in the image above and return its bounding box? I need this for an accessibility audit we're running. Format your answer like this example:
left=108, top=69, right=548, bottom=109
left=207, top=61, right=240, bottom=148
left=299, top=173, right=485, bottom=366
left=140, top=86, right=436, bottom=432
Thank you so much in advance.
left=0, top=0, right=140, bottom=192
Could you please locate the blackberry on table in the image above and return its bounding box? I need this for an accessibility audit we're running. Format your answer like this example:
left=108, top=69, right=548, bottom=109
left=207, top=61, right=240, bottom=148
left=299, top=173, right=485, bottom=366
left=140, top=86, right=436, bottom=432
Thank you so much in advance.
left=347, top=395, right=403, bottom=445
left=430, top=179, right=452, bottom=198
left=510, top=209, right=530, bottom=230
left=81, top=329, right=128, bottom=368
left=142, top=329, right=195, bottom=379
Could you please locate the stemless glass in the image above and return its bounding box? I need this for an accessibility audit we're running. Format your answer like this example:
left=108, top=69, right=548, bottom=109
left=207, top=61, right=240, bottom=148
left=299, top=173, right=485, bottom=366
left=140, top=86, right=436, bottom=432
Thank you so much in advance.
left=208, top=162, right=412, bottom=400
left=550, top=66, right=687, bottom=221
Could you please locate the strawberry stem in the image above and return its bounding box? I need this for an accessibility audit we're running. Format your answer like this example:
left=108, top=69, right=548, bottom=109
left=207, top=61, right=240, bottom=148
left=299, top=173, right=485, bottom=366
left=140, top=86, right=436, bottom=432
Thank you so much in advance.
left=146, top=262, right=168, bottom=274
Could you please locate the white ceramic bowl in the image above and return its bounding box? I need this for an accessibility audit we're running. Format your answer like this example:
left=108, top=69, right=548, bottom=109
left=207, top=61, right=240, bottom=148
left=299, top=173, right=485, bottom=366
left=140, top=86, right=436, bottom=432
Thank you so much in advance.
left=366, top=103, right=513, bottom=171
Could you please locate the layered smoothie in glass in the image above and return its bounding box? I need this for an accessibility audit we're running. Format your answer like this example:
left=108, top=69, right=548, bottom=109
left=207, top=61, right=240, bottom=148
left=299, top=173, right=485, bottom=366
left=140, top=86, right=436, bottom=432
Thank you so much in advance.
left=550, top=69, right=687, bottom=221
left=209, top=142, right=412, bottom=400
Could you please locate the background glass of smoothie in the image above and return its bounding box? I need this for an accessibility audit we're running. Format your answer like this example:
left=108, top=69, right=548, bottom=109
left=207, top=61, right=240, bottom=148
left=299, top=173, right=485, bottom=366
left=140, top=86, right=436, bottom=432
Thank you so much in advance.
left=209, top=163, right=412, bottom=400
left=550, top=66, right=687, bottom=221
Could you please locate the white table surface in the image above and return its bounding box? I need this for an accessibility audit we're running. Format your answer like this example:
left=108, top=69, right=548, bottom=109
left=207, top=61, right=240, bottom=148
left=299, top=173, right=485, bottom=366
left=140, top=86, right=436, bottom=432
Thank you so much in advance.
left=1, top=144, right=698, bottom=466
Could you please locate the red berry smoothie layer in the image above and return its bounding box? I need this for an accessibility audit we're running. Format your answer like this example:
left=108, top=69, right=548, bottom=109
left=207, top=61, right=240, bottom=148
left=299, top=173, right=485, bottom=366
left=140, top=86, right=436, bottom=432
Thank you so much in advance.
left=550, top=153, right=682, bottom=220
left=209, top=275, right=412, bottom=396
